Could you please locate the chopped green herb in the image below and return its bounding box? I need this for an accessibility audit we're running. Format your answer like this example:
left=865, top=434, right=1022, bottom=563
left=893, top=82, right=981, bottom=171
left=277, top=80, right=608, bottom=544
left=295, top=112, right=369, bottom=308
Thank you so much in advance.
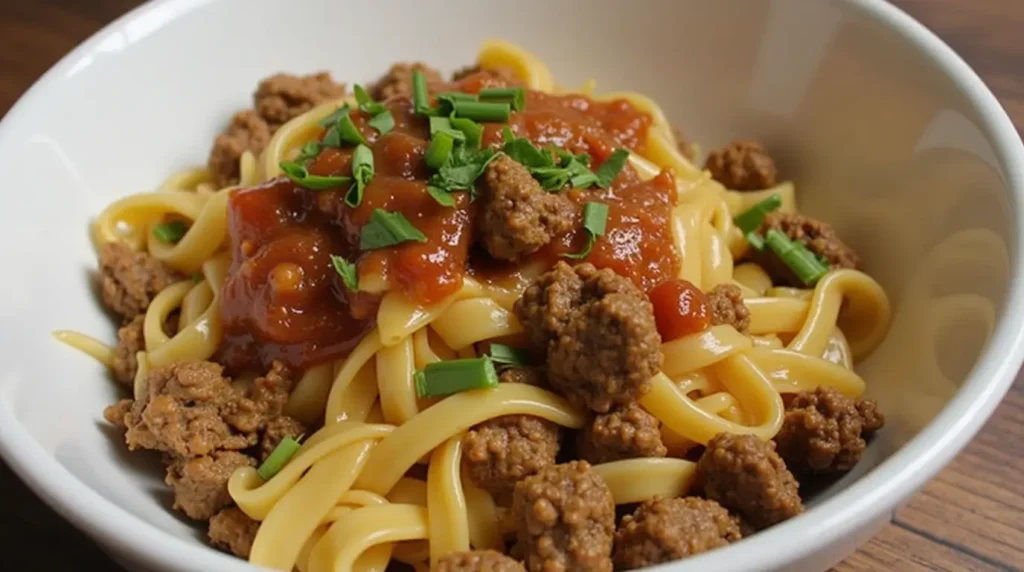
left=414, top=357, right=500, bottom=398
left=435, top=92, right=477, bottom=115
left=257, top=436, right=302, bottom=480
left=594, top=149, right=630, bottom=188
left=448, top=115, right=483, bottom=148
left=279, top=161, right=352, bottom=190
left=335, top=112, right=367, bottom=145
left=501, top=130, right=553, bottom=170
left=412, top=70, right=431, bottom=115
left=153, top=221, right=187, bottom=244
left=563, top=202, right=609, bottom=260
left=488, top=343, right=529, bottom=367
left=430, top=116, right=467, bottom=142
left=745, top=231, right=766, bottom=251
left=429, top=146, right=500, bottom=193
left=346, top=144, right=375, bottom=208
left=318, top=104, right=351, bottom=128
left=499, top=132, right=598, bottom=191
left=296, top=141, right=322, bottom=164
left=359, top=208, right=428, bottom=250
left=452, top=100, right=510, bottom=123
left=733, top=193, right=782, bottom=234
left=368, top=110, right=395, bottom=135
left=764, top=229, right=828, bottom=286
left=425, top=132, right=455, bottom=170
left=426, top=185, right=456, bottom=207
left=330, top=254, right=359, bottom=292
left=354, top=84, right=387, bottom=115
left=478, top=87, right=525, bottom=112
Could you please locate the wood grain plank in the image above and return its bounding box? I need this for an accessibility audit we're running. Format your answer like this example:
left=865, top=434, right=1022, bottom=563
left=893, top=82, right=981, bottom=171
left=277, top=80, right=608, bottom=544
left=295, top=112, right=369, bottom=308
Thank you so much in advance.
left=837, top=523, right=1011, bottom=572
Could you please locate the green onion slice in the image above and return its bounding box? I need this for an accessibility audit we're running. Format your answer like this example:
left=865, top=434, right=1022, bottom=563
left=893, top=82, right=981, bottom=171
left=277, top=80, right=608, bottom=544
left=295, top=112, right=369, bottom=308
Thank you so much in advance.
left=414, top=357, right=500, bottom=398
left=452, top=100, right=510, bottom=122
left=280, top=161, right=352, bottom=190
left=336, top=112, right=367, bottom=145
left=448, top=115, right=483, bottom=148
left=488, top=343, right=529, bottom=367
left=153, top=221, right=187, bottom=244
left=425, top=132, right=455, bottom=170
left=330, top=254, right=359, bottom=292
left=257, top=436, right=302, bottom=480
left=354, top=84, right=387, bottom=115
left=563, top=202, right=609, bottom=260
left=430, top=116, right=467, bottom=142
left=594, top=149, right=630, bottom=188
left=764, top=229, right=828, bottom=286
left=413, top=70, right=431, bottom=115
left=318, top=104, right=351, bottom=128
left=359, top=208, right=428, bottom=250
left=733, top=193, right=782, bottom=234
left=478, top=87, right=525, bottom=112
left=345, top=144, right=375, bottom=208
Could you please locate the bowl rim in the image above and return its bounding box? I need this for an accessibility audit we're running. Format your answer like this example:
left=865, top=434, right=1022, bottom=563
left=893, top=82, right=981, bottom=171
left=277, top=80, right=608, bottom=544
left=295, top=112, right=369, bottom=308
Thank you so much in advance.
left=1, top=0, right=1023, bottom=570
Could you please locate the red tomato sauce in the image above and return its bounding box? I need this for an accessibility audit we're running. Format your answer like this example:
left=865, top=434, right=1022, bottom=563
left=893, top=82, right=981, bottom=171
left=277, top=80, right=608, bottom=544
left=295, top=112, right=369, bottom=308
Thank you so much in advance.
left=649, top=279, right=711, bottom=341
left=219, top=71, right=679, bottom=371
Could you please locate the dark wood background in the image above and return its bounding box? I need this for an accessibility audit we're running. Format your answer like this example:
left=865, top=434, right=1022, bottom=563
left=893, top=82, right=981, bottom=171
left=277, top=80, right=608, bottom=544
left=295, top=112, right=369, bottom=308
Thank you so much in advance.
left=1, top=1, right=1022, bottom=570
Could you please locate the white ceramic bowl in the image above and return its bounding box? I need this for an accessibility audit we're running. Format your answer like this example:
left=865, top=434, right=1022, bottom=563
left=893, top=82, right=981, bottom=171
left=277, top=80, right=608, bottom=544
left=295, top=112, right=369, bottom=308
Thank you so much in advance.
left=1, top=0, right=1022, bottom=571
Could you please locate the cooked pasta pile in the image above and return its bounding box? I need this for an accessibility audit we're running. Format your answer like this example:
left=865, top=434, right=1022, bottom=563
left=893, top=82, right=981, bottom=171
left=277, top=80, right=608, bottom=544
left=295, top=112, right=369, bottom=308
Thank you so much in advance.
left=57, top=39, right=890, bottom=572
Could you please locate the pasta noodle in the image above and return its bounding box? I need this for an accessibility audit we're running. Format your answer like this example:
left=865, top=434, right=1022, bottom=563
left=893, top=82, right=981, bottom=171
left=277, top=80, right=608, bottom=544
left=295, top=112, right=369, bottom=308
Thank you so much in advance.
left=57, top=38, right=892, bottom=571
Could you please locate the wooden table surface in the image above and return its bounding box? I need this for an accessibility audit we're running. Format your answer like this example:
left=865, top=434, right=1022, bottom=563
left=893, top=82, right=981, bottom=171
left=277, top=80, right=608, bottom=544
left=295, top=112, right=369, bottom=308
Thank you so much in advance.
left=1, top=1, right=1022, bottom=570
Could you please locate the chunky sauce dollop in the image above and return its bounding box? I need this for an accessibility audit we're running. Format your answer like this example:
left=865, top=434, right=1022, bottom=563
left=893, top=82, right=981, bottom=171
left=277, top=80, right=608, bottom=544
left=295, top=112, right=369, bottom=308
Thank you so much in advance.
left=219, top=71, right=680, bottom=371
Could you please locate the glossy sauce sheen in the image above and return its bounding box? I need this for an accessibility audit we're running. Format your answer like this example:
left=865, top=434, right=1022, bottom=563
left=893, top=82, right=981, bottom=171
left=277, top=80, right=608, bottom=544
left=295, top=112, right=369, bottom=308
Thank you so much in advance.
left=220, top=71, right=679, bottom=371
left=649, top=278, right=711, bottom=341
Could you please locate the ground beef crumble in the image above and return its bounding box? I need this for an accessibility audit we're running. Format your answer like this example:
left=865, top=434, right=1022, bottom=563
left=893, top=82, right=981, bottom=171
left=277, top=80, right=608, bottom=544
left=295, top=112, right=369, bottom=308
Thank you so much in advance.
left=98, top=242, right=180, bottom=320
left=774, top=386, right=885, bottom=476
left=514, top=262, right=662, bottom=413
left=372, top=62, right=443, bottom=100
left=166, top=451, right=254, bottom=520
left=208, top=507, right=260, bottom=559
left=707, top=283, right=751, bottom=334
left=578, top=403, right=667, bottom=464
left=704, top=139, right=777, bottom=191
left=613, top=496, right=742, bottom=569
left=207, top=110, right=271, bottom=188
left=754, top=212, right=860, bottom=286
left=436, top=550, right=526, bottom=572
left=254, top=72, right=346, bottom=128
left=512, top=461, right=615, bottom=572
left=462, top=368, right=559, bottom=505
left=697, top=432, right=803, bottom=530
left=478, top=155, right=575, bottom=261
left=112, top=315, right=144, bottom=385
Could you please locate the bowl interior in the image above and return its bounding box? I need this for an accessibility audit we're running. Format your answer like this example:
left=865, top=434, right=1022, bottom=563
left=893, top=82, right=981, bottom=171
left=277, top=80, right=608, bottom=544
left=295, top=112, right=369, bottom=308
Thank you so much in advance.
left=0, top=0, right=1017, bottom=570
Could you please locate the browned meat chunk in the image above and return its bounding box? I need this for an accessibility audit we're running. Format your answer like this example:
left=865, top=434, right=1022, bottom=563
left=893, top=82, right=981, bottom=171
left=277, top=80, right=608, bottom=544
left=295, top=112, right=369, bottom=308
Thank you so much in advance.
left=774, top=386, right=885, bottom=476
left=120, top=361, right=262, bottom=458
left=250, top=360, right=295, bottom=417
left=254, top=72, right=346, bottom=128
left=755, top=212, right=860, bottom=286
left=103, top=398, right=132, bottom=428
left=452, top=65, right=517, bottom=82
left=166, top=451, right=254, bottom=520
left=704, top=139, right=777, bottom=191
left=479, top=155, right=575, bottom=261
left=514, top=262, right=662, bottom=413
left=208, top=507, right=260, bottom=558
left=372, top=62, right=443, bottom=101
left=512, top=461, right=615, bottom=572
left=436, top=550, right=526, bottom=572
left=112, top=315, right=144, bottom=385
left=260, top=415, right=305, bottom=462
left=99, top=242, right=180, bottom=320
left=697, top=432, right=803, bottom=530
left=578, top=403, right=666, bottom=464
left=207, top=110, right=272, bottom=188
left=613, top=497, right=742, bottom=569
left=707, top=284, right=750, bottom=334
left=463, top=368, right=559, bottom=505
